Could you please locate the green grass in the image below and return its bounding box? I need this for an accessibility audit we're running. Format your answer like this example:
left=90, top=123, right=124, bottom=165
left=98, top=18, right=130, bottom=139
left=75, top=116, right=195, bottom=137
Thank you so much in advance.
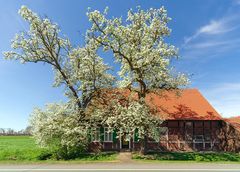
left=0, top=136, right=117, bottom=163
left=133, top=152, right=240, bottom=162
left=0, top=136, right=44, bottom=161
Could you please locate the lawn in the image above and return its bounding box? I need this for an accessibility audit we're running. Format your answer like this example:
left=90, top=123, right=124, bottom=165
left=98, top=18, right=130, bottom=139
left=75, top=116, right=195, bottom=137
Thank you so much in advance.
left=0, top=136, right=117, bottom=163
left=133, top=152, right=240, bottom=162
left=2, top=136, right=240, bottom=163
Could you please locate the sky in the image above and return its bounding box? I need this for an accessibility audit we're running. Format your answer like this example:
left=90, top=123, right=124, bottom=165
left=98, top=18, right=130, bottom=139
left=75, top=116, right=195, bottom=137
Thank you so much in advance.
left=1, top=0, right=240, bottom=130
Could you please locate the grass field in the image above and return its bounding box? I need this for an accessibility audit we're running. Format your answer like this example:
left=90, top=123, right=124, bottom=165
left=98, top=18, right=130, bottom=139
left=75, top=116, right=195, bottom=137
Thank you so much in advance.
left=0, top=136, right=117, bottom=162
left=0, top=136, right=44, bottom=161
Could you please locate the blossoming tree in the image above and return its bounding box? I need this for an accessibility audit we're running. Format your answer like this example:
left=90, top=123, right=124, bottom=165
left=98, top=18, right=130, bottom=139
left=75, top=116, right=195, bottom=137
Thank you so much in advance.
left=87, top=6, right=189, bottom=153
left=4, top=6, right=114, bottom=117
left=4, top=5, right=189, bottom=155
left=29, top=103, right=90, bottom=159
left=3, top=6, right=114, bottom=157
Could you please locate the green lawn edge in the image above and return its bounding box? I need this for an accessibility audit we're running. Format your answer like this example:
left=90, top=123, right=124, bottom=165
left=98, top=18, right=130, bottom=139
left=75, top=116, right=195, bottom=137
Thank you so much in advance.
left=132, top=152, right=240, bottom=163
left=133, top=158, right=240, bottom=164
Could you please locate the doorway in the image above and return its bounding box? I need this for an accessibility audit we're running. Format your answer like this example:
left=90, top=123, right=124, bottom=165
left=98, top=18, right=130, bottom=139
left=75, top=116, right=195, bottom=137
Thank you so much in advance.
left=121, top=133, right=130, bottom=149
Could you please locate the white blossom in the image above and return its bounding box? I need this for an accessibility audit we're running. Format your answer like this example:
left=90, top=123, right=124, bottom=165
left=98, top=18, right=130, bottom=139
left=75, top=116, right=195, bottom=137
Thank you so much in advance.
left=90, top=96, right=162, bottom=141
left=87, top=6, right=189, bottom=96
left=29, top=103, right=89, bottom=154
left=4, top=5, right=114, bottom=113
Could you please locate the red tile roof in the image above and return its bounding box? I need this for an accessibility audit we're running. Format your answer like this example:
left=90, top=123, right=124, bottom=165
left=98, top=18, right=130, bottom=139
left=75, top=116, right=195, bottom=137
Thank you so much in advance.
left=145, top=89, right=222, bottom=120
left=99, top=88, right=222, bottom=121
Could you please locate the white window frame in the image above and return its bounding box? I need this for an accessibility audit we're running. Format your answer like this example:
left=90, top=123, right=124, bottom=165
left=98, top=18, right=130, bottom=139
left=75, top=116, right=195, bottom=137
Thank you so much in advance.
left=91, top=127, right=100, bottom=142
left=104, top=127, right=113, bottom=142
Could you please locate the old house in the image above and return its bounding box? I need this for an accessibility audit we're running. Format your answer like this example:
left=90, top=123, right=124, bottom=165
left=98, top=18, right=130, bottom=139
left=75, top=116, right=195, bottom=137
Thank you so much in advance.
left=89, top=89, right=238, bottom=152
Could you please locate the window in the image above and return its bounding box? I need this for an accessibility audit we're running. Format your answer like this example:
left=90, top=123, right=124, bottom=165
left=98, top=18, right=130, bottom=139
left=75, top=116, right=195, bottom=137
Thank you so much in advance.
left=104, top=128, right=113, bottom=142
left=91, top=128, right=100, bottom=142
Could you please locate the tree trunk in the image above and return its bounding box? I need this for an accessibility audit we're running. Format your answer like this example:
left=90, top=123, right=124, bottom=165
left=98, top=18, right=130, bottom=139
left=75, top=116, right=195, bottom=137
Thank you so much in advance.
left=139, top=131, right=148, bottom=155
left=143, top=134, right=148, bottom=154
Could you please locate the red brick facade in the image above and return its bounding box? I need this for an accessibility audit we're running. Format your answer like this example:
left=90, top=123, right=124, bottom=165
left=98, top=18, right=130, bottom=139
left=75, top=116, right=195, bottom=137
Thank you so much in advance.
left=88, top=120, right=226, bottom=152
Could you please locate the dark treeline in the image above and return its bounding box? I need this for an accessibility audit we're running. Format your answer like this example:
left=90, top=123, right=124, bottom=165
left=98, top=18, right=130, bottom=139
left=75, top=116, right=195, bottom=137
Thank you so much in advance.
left=0, top=126, right=32, bottom=136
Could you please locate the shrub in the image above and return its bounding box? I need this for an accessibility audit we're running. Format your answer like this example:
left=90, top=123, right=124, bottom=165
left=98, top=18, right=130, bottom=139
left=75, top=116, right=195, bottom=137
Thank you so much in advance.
left=37, top=150, right=53, bottom=160
left=29, top=103, right=89, bottom=160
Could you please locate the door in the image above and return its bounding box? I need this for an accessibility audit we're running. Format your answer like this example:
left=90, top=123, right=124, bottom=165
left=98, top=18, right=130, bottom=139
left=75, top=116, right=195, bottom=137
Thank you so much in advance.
left=121, top=133, right=129, bottom=149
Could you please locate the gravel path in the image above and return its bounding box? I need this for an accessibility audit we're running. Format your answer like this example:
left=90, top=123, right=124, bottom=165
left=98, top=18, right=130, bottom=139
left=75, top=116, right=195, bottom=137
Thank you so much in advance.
left=117, top=152, right=133, bottom=163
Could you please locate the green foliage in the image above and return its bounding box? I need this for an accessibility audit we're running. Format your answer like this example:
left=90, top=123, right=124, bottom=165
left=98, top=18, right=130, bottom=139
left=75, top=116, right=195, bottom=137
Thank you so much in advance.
left=38, top=149, right=117, bottom=161
left=133, top=152, right=240, bottom=162
left=37, top=150, right=53, bottom=160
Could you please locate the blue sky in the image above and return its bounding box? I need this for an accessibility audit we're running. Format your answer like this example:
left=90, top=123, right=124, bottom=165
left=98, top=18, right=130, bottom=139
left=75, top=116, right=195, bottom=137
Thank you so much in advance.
left=1, top=0, right=240, bottom=130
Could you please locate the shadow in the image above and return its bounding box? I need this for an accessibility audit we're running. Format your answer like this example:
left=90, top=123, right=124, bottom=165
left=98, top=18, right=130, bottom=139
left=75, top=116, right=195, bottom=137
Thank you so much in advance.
left=217, top=121, right=240, bottom=152
left=157, top=104, right=220, bottom=120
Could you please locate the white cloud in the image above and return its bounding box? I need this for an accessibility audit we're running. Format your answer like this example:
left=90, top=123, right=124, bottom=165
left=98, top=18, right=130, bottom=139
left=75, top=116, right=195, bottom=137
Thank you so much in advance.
left=184, top=40, right=230, bottom=49
left=181, top=12, right=240, bottom=60
left=199, top=20, right=229, bottom=34
left=184, top=16, right=237, bottom=45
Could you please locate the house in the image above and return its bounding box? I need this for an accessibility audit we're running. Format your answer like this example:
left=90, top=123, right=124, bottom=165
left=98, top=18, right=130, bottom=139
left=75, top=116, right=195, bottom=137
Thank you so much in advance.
left=88, top=89, right=239, bottom=152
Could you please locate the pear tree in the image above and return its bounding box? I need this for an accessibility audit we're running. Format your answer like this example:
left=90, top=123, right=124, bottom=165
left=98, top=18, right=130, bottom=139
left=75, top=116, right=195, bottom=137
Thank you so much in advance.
left=4, top=6, right=114, bottom=119
left=87, top=6, right=188, bottom=153
left=4, top=6, right=114, bottom=157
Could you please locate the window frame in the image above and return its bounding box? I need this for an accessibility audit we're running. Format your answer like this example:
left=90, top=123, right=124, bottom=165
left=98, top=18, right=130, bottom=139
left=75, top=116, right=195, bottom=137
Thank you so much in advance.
left=104, top=127, right=113, bottom=142
left=91, top=127, right=101, bottom=142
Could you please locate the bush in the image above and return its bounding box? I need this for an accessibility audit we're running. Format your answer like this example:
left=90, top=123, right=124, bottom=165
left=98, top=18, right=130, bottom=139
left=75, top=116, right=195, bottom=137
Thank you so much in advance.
left=37, top=150, right=53, bottom=160
left=29, top=103, right=89, bottom=160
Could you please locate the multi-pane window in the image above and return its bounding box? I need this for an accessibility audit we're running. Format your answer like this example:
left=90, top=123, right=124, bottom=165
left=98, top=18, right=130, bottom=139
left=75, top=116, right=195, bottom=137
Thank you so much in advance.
left=91, top=128, right=100, bottom=142
left=104, top=128, right=113, bottom=142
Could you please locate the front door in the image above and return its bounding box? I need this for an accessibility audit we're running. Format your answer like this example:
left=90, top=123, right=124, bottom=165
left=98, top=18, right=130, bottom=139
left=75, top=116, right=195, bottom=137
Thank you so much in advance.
left=121, top=133, right=129, bottom=149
